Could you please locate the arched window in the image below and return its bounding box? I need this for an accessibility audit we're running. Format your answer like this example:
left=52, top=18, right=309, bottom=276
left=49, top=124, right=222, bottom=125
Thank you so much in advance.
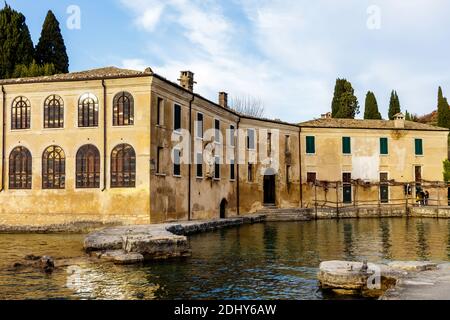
left=111, top=144, right=136, bottom=188
left=44, top=95, right=64, bottom=128
left=42, top=146, right=65, bottom=189
left=78, top=93, right=98, bottom=127
left=76, top=144, right=100, bottom=188
left=113, top=92, right=134, bottom=126
left=11, top=96, right=31, bottom=130
left=9, top=146, right=32, bottom=189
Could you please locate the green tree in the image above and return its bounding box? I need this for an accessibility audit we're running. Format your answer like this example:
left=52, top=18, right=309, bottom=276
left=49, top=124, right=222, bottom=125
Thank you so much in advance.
left=331, top=79, right=359, bottom=119
left=12, top=60, right=56, bottom=78
left=388, top=90, right=401, bottom=120
left=364, top=91, right=382, bottom=119
left=444, top=159, right=450, bottom=182
left=35, top=10, right=69, bottom=74
left=331, top=79, right=346, bottom=117
left=437, top=86, right=450, bottom=129
left=0, top=3, right=35, bottom=79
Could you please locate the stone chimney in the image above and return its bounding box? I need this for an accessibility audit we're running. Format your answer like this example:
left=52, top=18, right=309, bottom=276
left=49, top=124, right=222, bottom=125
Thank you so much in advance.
left=178, top=71, right=196, bottom=92
left=219, top=92, right=228, bottom=108
left=393, top=112, right=405, bottom=128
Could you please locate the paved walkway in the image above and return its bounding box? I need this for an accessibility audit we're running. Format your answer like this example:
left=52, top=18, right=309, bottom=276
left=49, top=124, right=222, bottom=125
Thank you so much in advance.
left=382, top=263, right=450, bottom=300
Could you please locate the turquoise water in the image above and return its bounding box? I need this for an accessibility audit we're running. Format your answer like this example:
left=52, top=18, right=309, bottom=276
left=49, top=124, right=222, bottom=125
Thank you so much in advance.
left=1, top=218, right=450, bottom=300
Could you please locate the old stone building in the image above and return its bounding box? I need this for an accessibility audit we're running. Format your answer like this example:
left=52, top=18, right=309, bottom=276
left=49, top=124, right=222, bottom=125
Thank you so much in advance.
left=0, top=67, right=448, bottom=228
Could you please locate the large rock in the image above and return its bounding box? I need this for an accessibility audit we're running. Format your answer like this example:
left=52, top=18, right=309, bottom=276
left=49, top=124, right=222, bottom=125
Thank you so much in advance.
left=97, top=250, right=144, bottom=265
left=387, top=261, right=438, bottom=272
left=84, top=234, right=123, bottom=252
left=123, top=234, right=191, bottom=260
left=318, top=261, right=401, bottom=298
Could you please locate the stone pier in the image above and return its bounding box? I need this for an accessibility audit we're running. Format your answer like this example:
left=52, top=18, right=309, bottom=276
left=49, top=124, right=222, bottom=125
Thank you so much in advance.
left=84, top=215, right=265, bottom=264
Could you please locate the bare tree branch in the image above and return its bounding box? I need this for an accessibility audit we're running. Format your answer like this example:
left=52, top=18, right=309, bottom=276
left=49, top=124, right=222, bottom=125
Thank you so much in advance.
left=230, top=95, right=265, bottom=118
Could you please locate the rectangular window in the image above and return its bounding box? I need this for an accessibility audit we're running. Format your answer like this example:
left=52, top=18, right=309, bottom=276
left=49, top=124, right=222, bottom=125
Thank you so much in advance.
left=196, top=152, right=203, bottom=178
left=215, top=119, right=220, bottom=143
left=306, top=136, right=315, bottom=154
left=343, top=172, right=352, bottom=204
left=248, top=163, right=254, bottom=182
left=380, top=172, right=389, bottom=203
left=157, top=97, right=164, bottom=125
left=307, top=172, right=316, bottom=184
left=415, top=138, right=423, bottom=155
left=157, top=147, right=163, bottom=174
left=267, top=132, right=272, bottom=157
left=342, top=137, right=351, bottom=154
left=173, top=149, right=181, bottom=176
left=230, top=159, right=235, bottom=180
left=247, top=129, right=255, bottom=150
left=214, top=156, right=220, bottom=179
left=174, top=104, right=181, bottom=131
left=380, top=137, right=388, bottom=155
left=229, top=125, right=235, bottom=147
left=196, top=113, right=203, bottom=138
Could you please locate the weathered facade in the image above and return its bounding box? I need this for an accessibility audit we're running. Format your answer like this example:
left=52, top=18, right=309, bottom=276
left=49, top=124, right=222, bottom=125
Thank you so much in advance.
left=0, top=67, right=448, bottom=229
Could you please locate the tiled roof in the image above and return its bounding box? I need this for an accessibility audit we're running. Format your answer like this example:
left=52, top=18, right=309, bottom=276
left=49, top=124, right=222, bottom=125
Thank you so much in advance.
left=299, top=118, right=448, bottom=131
left=0, top=67, right=151, bottom=85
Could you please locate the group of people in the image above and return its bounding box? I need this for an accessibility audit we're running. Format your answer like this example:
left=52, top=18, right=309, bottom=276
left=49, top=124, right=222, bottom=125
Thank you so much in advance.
left=416, top=189, right=430, bottom=206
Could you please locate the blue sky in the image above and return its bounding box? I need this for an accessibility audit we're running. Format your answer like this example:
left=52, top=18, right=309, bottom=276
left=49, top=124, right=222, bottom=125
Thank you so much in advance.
left=6, top=0, right=450, bottom=122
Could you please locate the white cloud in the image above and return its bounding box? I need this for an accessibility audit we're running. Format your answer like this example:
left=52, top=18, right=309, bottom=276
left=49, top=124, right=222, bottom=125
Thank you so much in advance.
left=118, top=0, right=450, bottom=121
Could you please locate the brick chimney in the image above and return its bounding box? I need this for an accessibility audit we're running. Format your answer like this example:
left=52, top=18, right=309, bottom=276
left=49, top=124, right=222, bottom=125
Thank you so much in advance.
left=178, top=71, right=196, bottom=92
left=393, top=112, right=405, bottom=129
left=219, top=92, right=228, bottom=108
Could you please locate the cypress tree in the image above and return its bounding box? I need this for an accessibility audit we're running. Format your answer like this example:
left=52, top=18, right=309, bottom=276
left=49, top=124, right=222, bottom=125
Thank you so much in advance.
left=364, top=91, right=382, bottom=119
left=437, top=86, right=450, bottom=129
left=388, top=90, right=401, bottom=120
left=0, top=3, right=35, bottom=79
left=331, top=79, right=359, bottom=119
left=331, top=79, right=345, bottom=117
left=35, top=10, right=69, bottom=74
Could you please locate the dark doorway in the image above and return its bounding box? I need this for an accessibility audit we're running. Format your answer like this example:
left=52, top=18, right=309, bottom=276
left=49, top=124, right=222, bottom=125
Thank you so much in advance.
left=264, top=175, right=276, bottom=205
left=220, top=199, right=227, bottom=219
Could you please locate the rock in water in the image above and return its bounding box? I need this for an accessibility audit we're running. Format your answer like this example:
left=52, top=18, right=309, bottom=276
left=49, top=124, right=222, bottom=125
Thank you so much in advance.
left=39, top=256, right=55, bottom=274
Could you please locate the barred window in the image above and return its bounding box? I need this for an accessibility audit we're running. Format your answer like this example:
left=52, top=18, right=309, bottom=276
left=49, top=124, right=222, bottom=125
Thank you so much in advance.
left=113, top=92, right=134, bottom=126
left=42, top=146, right=65, bottom=189
left=11, top=96, right=31, bottom=130
left=78, top=93, right=99, bottom=127
left=9, top=146, right=32, bottom=189
left=111, top=144, right=136, bottom=188
left=76, top=144, right=100, bottom=188
left=44, top=95, right=64, bottom=128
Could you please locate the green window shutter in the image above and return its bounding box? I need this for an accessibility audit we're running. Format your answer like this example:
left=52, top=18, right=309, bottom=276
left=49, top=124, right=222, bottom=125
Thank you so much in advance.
left=306, top=136, right=315, bottom=154
left=380, top=138, right=388, bottom=155
left=415, top=139, right=423, bottom=155
left=342, top=137, right=351, bottom=154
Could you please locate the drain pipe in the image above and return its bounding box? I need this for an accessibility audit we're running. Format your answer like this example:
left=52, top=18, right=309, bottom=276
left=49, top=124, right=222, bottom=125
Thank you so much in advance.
left=102, top=80, right=107, bottom=191
left=1, top=85, right=5, bottom=192
left=188, top=94, right=195, bottom=221
left=236, top=117, right=241, bottom=215
left=298, top=126, right=303, bottom=208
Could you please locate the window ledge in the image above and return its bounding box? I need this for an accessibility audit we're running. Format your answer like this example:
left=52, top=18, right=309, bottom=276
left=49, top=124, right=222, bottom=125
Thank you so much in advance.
left=155, top=173, right=166, bottom=177
left=173, top=175, right=182, bottom=178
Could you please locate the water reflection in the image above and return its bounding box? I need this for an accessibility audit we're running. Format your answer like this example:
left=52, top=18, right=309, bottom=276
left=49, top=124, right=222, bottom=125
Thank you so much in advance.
left=415, top=220, right=430, bottom=260
left=379, top=219, right=392, bottom=260
left=1, top=218, right=450, bottom=300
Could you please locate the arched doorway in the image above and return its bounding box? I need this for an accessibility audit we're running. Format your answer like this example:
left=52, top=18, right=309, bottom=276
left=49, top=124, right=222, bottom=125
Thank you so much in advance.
left=263, top=168, right=276, bottom=205
left=220, top=199, right=228, bottom=219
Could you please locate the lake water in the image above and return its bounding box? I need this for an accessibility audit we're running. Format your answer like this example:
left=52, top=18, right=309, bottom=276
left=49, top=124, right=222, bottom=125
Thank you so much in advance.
left=1, top=218, right=450, bottom=300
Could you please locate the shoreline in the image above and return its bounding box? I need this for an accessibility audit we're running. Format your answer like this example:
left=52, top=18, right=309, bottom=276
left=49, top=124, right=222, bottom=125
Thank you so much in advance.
left=1, top=205, right=450, bottom=234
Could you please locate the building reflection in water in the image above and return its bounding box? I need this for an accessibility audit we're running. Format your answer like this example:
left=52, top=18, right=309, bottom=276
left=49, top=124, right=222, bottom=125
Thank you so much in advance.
left=343, top=223, right=355, bottom=261
left=379, top=219, right=392, bottom=260
left=415, top=220, right=430, bottom=260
